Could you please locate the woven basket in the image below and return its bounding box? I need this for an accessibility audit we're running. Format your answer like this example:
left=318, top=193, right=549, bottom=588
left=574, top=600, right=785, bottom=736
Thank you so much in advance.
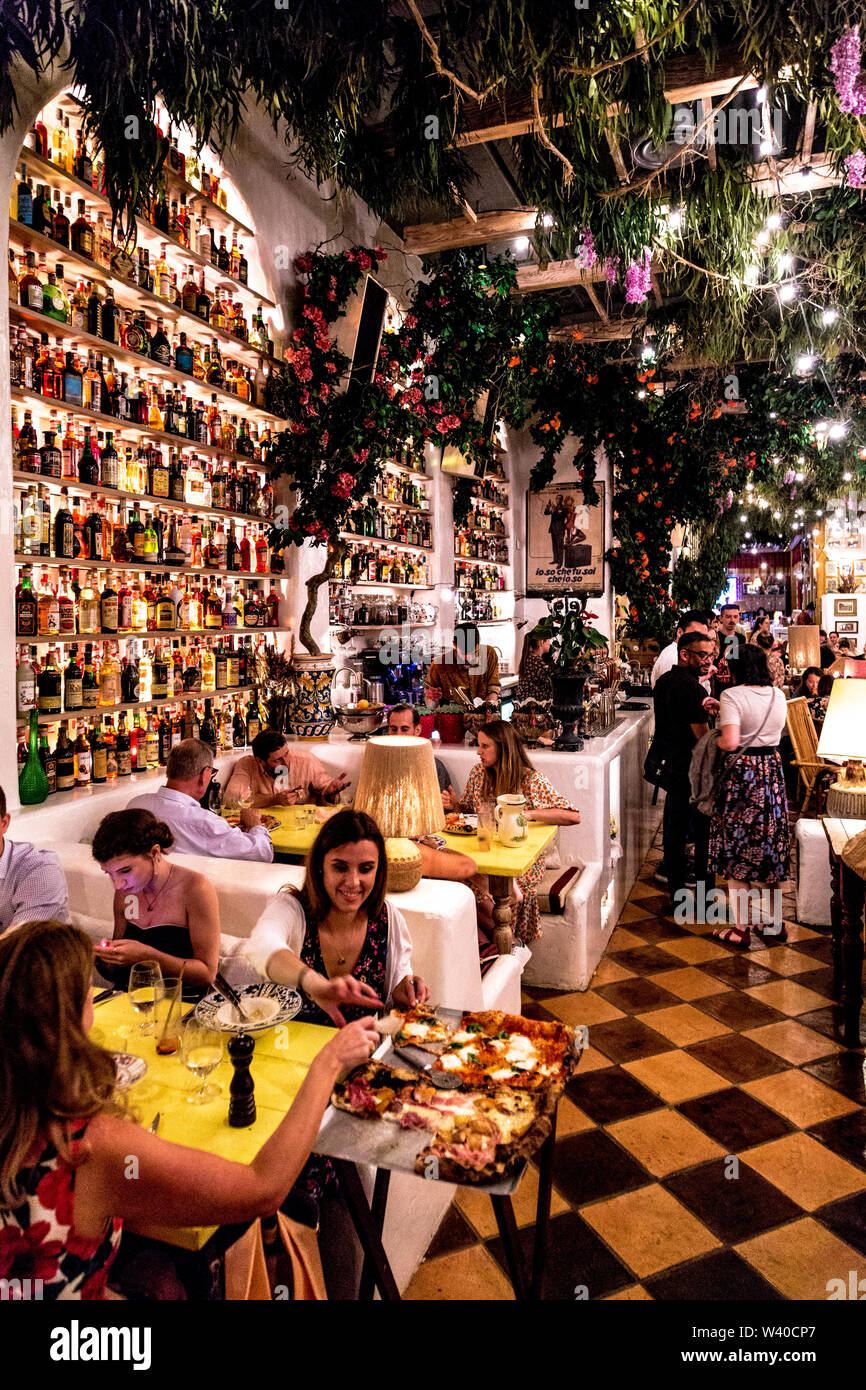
left=385, top=838, right=423, bottom=893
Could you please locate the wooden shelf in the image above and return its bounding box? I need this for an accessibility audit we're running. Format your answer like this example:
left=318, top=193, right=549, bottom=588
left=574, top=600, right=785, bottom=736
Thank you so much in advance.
left=329, top=580, right=434, bottom=591
left=19, top=684, right=256, bottom=725
left=13, top=469, right=275, bottom=526
left=370, top=498, right=430, bottom=516
left=10, top=221, right=279, bottom=374
left=340, top=532, right=432, bottom=555
left=453, top=553, right=510, bottom=565
left=455, top=586, right=511, bottom=595
left=468, top=496, right=508, bottom=511
left=383, top=460, right=429, bottom=480
left=19, top=625, right=278, bottom=647
left=11, top=388, right=271, bottom=470
left=9, top=302, right=285, bottom=426
left=15, top=552, right=284, bottom=579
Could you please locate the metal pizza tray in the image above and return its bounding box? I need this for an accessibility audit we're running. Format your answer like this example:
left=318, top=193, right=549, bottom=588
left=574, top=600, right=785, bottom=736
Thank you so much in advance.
left=312, top=1010, right=528, bottom=1194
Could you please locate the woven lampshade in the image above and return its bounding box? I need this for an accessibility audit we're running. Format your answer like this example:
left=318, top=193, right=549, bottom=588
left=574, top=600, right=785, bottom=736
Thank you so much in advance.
left=354, top=736, right=446, bottom=891
left=786, top=625, right=821, bottom=674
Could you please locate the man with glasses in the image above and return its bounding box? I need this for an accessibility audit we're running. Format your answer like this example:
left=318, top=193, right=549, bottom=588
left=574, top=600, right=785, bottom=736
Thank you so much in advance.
left=128, top=739, right=274, bottom=862
left=652, top=633, right=714, bottom=912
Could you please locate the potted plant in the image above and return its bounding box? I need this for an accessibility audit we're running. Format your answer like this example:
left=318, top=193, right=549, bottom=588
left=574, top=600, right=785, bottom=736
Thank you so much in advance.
left=534, top=599, right=607, bottom=750
left=431, top=702, right=468, bottom=745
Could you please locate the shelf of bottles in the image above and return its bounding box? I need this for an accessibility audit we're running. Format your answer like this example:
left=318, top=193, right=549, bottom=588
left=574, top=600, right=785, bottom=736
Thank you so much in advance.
left=329, top=452, right=435, bottom=596
left=18, top=686, right=270, bottom=795
left=454, top=591, right=511, bottom=624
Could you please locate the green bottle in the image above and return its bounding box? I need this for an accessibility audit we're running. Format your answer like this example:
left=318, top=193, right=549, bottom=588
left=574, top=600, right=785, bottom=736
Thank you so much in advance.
left=18, top=708, right=50, bottom=804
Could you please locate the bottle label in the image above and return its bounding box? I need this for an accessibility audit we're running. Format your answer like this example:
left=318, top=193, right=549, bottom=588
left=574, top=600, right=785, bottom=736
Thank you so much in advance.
left=101, top=596, right=119, bottom=631
left=17, top=599, right=37, bottom=636
left=38, top=692, right=61, bottom=713
left=64, top=677, right=83, bottom=709
left=76, top=747, right=91, bottom=781
left=101, top=676, right=120, bottom=705
left=152, top=342, right=171, bottom=366
left=82, top=685, right=99, bottom=708
left=118, top=748, right=132, bottom=776
left=157, top=600, right=174, bottom=628
left=57, top=765, right=74, bottom=791
left=119, top=593, right=133, bottom=629
left=248, top=717, right=260, bottom=742
left=17, top=678, right=35, bottom=709
left=226, top=658, right=239, bottom=686
left=106, top=748, right=118, bottom=779
left=146, top=734, right=158, bottom=767
left=152, top=678, right=168, bottom=699
left=92, top=746, right=107, bottom=780
left=216, top=663, right=227, bottom=690
left=58, top=598, right=75, bottom=633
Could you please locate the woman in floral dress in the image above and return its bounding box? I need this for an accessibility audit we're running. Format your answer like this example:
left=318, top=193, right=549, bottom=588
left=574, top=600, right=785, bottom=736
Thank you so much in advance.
left=444, top=720, right=581, bottom=943
left=0, top=920, right=376, bottom=1299
left=515, top=627, right=553, bottom=704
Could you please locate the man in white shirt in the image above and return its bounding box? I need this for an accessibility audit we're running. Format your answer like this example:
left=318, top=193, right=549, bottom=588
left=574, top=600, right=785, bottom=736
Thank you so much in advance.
left=651, top=610, right=712, bottom=688
left=0, top=784, right=69, bottom=935
left=127, top=739, right=274, bottom=862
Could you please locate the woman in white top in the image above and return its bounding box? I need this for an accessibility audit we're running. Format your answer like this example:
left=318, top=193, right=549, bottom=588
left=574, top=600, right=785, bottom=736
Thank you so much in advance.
left=708, top=644, right=790, bottom=946
left=247, top=808, right=428, bottom=1026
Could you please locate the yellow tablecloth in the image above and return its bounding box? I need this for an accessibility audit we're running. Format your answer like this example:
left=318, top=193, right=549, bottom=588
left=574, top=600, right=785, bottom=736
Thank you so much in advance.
left=440, top=822, right=558, bottom=878
left=91, top=991, right=334, bottom=1250
left=220, top=804, right=321, bottom=856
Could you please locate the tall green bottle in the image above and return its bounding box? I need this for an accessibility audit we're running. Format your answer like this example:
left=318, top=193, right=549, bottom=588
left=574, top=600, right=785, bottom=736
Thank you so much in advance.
left=18, top=708, right=50, bottom=804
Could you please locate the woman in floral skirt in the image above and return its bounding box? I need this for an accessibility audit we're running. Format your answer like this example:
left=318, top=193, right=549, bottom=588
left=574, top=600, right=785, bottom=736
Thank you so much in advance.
left=709, top=644, right=790, bottom=946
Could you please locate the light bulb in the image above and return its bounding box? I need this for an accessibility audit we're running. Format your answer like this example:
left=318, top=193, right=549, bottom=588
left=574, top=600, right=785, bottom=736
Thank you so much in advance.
left=759, top=139, right=773, bottom=156
left=795, top=472, right=804, bottom=481
left=765, top=212, right=782, bottom=231
left=740, top=514, right=748, bottom=522
left=540, top=214, right=554, bottom=228
left=744, top=263, right=760, bottom=285
left=637, top=389, right=647, bottom=399
left=795, top=353, right=815, bottom=374
left=821, top=308, right=839, bottom=326
left=844, top=472, right=853, bottom=482
left=778, top=252, right=794, bottom=271
left=778, top=283, right=797, bottom=303
left=829, top=423, right=847, bottom=440
left=513, top=237, right=530, bottom=256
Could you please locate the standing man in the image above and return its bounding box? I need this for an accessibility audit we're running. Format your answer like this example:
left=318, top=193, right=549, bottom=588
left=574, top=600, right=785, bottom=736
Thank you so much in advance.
left=651, top=610, right=712, bottom=687
left=712, top=603, right=746, bottom=698
left=544, top=494, right=568, bottom=569
left=425, top=624, right=501, bottom=709
left=652, top=633, right=715, bottom=913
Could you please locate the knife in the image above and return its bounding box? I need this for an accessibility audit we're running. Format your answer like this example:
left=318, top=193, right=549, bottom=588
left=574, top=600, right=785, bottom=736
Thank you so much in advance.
left=148, top=1113, right=161, bottom=1134
left=93, top=987, right=120, bottom=1006
left=393, top=1044, right=463, bottom=1090
left=214, top=971, right=252, bottom=1023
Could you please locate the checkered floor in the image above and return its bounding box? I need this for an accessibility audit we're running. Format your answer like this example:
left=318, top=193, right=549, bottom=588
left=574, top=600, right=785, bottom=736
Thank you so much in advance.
left=404, top=841, right=866, bottom=1301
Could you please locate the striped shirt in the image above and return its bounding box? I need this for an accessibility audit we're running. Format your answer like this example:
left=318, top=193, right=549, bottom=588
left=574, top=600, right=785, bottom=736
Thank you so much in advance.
left=0, top=837, right=69, bottom=935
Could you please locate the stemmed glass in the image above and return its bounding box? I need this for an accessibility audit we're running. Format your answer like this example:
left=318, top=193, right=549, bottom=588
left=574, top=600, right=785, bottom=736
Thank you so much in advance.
left=129, top=962, right=163, bottom=1036
left=181, top=1020, right=224, bottom=1104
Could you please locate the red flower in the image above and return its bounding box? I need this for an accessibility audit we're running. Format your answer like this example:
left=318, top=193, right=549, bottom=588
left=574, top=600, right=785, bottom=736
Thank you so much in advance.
left=436, top=420, right=450, bottom=433
left=404, top=315, right=417, bottom=329
left=36, top=1165, right=75, bottom=1227
left=0, top=1222, right=63, bottom=1284
left=294, top=254, right=314, bottom=274
left=374, top=247, right=387, bottom=262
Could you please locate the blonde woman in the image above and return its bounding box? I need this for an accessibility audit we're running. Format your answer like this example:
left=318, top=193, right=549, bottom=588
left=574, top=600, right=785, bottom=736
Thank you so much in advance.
left=442, top=720, right=581, bottom=943
left=0, top=921, right=377, bottom=1300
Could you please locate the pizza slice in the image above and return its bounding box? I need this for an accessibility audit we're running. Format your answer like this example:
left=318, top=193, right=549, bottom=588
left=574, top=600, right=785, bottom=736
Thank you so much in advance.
left=391, top=1004, right=455, bottom=1051
left=431, top=1011, right=577, bottom=1091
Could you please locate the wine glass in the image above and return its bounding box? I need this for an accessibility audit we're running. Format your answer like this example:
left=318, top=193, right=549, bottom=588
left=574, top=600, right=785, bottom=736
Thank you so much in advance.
left=129, top=962, right=163, bottom=1036
left=181, top=1020, right=224, bottom=1104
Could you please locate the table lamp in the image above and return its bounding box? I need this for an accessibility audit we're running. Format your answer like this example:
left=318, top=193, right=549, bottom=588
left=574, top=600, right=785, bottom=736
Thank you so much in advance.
left=353, top=736, right=445, bottom=891
left=786, top=625, right=821, bottom=674
left=817, top=680, right=866, bottom=814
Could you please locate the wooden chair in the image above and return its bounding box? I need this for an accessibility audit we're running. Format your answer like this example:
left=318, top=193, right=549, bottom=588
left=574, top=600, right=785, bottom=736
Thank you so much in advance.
left=786, top=697, right=837, bottom=816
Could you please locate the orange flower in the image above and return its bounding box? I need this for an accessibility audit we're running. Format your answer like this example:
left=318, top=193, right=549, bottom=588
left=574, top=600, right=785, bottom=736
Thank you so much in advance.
left=572, top=330, right=584, bottom=340
left=508, top=355, right=521, bottom=367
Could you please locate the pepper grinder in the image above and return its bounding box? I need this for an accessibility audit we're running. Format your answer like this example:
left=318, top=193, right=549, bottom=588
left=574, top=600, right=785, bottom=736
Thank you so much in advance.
left=228, top=1032, right=256, bottom=1127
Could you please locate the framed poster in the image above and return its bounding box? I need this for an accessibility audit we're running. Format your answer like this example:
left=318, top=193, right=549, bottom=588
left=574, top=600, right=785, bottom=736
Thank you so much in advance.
left=835, top=621, right=859, bottom=635
left=834, top=598, right=857, bottom=617
left=527, top=481, right=605, bottom=595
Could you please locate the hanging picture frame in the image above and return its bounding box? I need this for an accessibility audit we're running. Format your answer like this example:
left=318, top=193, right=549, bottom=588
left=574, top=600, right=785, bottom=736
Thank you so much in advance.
left=526, top=481, right=605, bottom=595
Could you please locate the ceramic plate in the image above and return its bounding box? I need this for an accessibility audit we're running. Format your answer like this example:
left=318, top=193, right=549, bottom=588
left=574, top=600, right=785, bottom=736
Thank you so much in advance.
left=111, top=1052, right=148, bottom=1088
left=194, top=983, right=302, bottom=1034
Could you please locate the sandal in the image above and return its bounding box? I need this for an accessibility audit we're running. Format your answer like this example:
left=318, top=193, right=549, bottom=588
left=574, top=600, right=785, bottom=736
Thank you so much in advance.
left=756, top=923, right=788, bottom=942
left=712, top=926, right=751, bottom=948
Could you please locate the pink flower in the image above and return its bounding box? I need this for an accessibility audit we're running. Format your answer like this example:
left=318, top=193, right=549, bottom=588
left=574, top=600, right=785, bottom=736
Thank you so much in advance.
left=325, top=361, right=337, bottom=373
left=405, top=315, right=417, bottom=328
left=330, top=472, right=355, bottom=500
left=352, top=449, right=369, bottom=464
left=575, top=228, right=597, bottom=269
left=327, top=291, right=337, bottom=301
left=624, top=248, right=653, bottom=304
left=831, top=27, right=866, bottom=116
left=436, top=420, right=450, bottom=433
left=405, top=386, right=423, bottom=404
left=290, top=421, right=308, bottom=434
left=845, top=150, right=866, bottom=186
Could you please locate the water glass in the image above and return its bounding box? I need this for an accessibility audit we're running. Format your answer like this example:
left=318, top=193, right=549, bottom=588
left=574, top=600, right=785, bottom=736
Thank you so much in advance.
left=477, top=800, right=495, bottom=851
left=129, top=962, right=163, bottom=1036
left=181, top=1020, right=224, bottom=1104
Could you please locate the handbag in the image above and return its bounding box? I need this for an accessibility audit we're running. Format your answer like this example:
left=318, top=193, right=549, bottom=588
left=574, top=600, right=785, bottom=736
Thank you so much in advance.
left=223, top=1212, right=327, bottom=1301
left=696, top=694, right=775, bottom=815
left=643, top=737, right=677, bottom=792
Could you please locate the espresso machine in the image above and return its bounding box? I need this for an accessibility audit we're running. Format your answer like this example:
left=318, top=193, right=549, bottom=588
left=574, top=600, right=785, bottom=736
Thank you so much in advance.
left=358, top=647, right=424, bottom=705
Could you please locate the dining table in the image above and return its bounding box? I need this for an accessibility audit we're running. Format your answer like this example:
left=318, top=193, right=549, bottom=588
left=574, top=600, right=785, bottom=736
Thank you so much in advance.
left=439, top=821, right=560, bottom=954
left=220, top=803, right=332, bottom=860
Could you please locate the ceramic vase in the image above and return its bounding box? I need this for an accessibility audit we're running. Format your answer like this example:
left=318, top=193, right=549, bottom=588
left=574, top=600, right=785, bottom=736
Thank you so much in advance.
left=287, top=652, right=336, bottom=739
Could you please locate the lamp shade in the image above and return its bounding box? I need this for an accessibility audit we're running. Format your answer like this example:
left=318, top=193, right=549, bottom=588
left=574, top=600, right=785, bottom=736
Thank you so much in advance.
left=353, top=736, right=445, bottom=840
left=785, top=625, right=821, bottom=673
left=817, top=680, right=866, bottom=761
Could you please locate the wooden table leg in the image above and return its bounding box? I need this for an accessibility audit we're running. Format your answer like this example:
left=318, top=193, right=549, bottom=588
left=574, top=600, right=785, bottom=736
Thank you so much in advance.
left=488, top=873, right=514, bottom=955
left=358, top=1169, right=391, bottom=1302
left=829, top=856, right=844, bottom=1000
left=530, top=1110, right=558, bottom=1301
left=332, top=1160, right=400, bottom=1302
left=839, top=863, right=865, bottom=1048
left=490, top=1196, right=528, bottom=1300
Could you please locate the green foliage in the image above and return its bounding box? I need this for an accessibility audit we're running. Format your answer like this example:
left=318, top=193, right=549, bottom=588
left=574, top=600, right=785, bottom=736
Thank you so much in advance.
left=534, top=599, right=608, bottom=667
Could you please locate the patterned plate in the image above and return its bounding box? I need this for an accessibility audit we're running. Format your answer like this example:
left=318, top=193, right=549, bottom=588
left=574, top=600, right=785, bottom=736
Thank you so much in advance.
left=111, top=1052, right=148, bottom=1088
left=194, top=982, right=302, bottom=1034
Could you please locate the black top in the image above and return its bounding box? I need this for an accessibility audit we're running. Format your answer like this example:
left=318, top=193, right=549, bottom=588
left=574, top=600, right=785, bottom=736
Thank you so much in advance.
left=652, top=665, right=708, bottom=776
left=98, top=923, right=205, bottom=999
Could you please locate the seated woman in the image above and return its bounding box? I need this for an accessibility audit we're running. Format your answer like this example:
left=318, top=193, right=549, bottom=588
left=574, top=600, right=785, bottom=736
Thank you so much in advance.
left=442, top=720, right=581, bottom=945
left=0, top=920, right=377, bottom=1300
left=90, top=809, right=220, bottom=998
left=247, top=808, right=428, bottom=1025
left=798, top=665, right=827, bottom=722
left=515, top=626, right=553, bottom=704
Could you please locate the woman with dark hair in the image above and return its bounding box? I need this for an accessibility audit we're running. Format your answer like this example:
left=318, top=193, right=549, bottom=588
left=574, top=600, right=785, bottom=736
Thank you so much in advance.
left=247, top=808, right=427, bottom=1025
left=90, top=809, right=220, bottom=996
left=709, top=644, right=790, bottom=947
left=0, top=921, right=377, bottom=1300
left=799, top=666, right=827, bottom=722
left=515, top=626, right=553, bottom=703
left=754, top=630, right=786, bottom=687
left=443, top=720, right=580, bottom=944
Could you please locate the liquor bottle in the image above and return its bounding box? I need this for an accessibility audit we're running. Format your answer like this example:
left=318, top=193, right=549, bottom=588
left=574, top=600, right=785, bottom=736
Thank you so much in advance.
left=116, top=712, right=132, bottom=776
left=16, top=646, right=36, bottom=715
left=196, top=270, right=211, bottom=322
left=39, top=427, right=62, bottom=479
left=215, top=639, right=228, bottom=692
left=246, top=694, right=261, bottom=744
left=71, top=199, right=94, bottom=258
left=78, top=427, right=99, bottom=486
left=145, top=710, right=159, bottom=768
left=78, top=567, right=101, bottom=632
left=38, top=733, right=57, bottom=795
left=201, top=641, right=216, bottom=692
left=99, top=643, right=120, bottom=706
left=37, top=646, right=62, bottom=715
left=100, top=571, right=119, bottom=634
left=73, top=720, right=91, bottom=785
left=127, top=507, right=146, bottom=562
left=232, top=699, right=246, bottom=746
left=53, top=195, right=70, bottom=247
left=18, top=251, right=43, bottom=311
left=19, top=709, right=50, bottom=804
left=63, top=645, right=83, bottom=712
left=57, top=568, right=76, bottom=635
left=130, top=580, right=147, bottom=632
left=124, top=644, right=142, bottom=702
left=265, top=582, right=280, bottom=628
left=41, top=267, right=68, bottom=322
left=56, top=722, right=75, bottom=791
left=151, top=646, right=169, bottom=700
left=200, top=698, right=218, bottom=755
left=90, top=720, right=107, bottom=783
left=174, top=330, right=194, bottom=374
left=99, top=431, right=119, bottom=490
left=150, top=315, right=171, bottom=366
left=36, top=572, right=59, bottom=637
left=81, top=643, right=100, bottom=709
left=148, top=447, right=170, bottom=499
left=157, top=575, right=175, bottom=629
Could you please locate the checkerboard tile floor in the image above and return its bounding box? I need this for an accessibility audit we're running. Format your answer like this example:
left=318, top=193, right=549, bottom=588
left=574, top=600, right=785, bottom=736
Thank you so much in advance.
left=404, top=841, right=866, bottom=1301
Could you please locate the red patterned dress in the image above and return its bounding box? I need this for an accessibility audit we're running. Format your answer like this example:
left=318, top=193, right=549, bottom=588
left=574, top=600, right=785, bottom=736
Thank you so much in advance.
left=460, top=764, right=576, bottom=943
left=0, top=1123, right=122, bottom=1299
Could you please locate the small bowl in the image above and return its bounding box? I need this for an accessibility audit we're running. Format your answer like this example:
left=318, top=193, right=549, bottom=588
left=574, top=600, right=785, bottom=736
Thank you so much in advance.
left=333, top=706, right=385, bottom=736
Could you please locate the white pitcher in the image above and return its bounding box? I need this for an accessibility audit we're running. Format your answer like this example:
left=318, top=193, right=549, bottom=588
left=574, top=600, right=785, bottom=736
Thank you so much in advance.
left=495, top=793, right=528, bottom=846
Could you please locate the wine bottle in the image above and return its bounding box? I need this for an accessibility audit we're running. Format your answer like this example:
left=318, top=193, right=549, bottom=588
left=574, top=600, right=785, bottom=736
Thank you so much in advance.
left=19, top=709, right=50, bottom=804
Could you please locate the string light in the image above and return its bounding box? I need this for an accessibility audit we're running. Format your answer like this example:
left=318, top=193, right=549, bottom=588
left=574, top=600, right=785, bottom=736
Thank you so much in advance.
left=795, top=353, right=815, bottom=374
left=765, top=212, right=782, bottom=231
left=844, top=472, right=853, bottom=482
left=778, top=283, right=797, bottom=303
left=513, top=237, right=530, bottom=256
left=821, top=308, right=839, bottom=326
left=829, top=422, right=848, bottom=440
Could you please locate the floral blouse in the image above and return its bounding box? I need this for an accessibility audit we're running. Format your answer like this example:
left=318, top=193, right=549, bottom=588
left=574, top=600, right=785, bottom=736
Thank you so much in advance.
left=0, top=1124, right=122, bottom=1300
left=515, top=653, right=553, bottom=704
left=295, top=902, right=389, bottom=1027
left=460, top=763, right=574, bottom=819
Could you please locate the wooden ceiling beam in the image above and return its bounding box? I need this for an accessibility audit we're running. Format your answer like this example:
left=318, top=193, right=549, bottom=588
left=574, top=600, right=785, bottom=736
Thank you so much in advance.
left=514, top=259, right=612, bottom=294
left=583, top=282, right=610, bottom=324
left=403, top=206, right=538, bottom=255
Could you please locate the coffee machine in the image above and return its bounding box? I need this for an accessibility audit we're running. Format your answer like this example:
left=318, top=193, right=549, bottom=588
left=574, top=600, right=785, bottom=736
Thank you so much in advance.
left=358, top=647, right=425, bottom=705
